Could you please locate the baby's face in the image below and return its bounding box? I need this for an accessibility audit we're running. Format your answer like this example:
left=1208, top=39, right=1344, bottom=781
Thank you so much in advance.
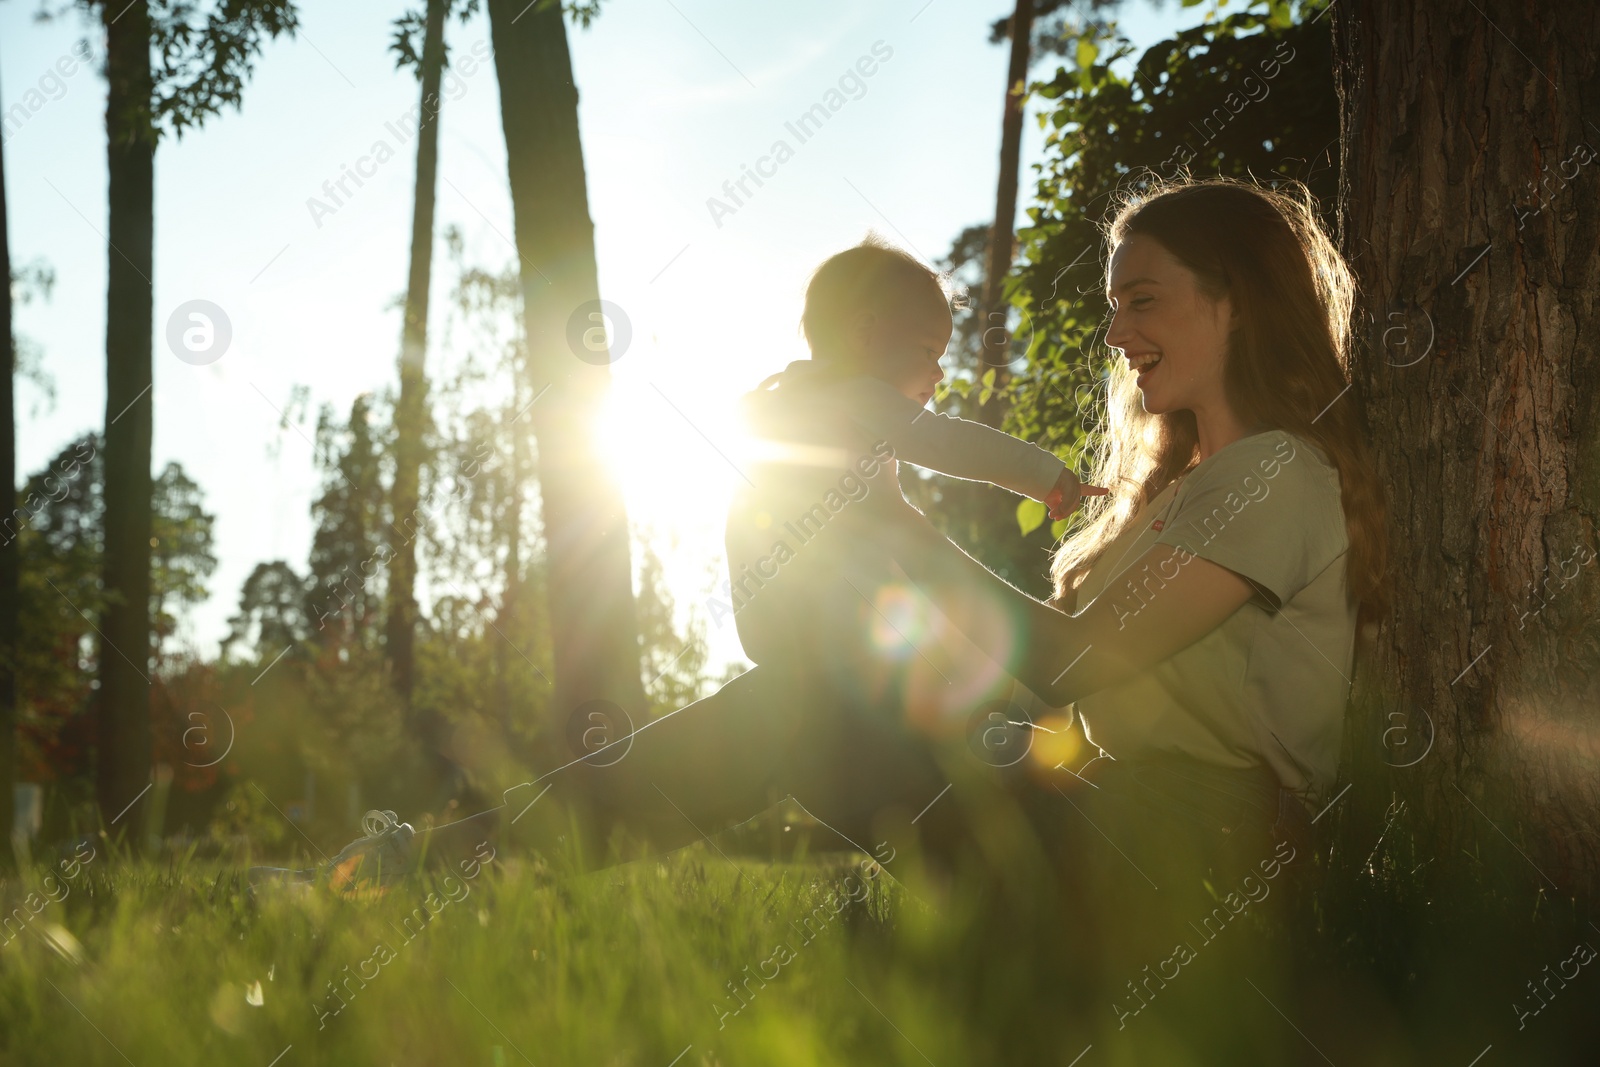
left=857, top=284, right=952, bottom=405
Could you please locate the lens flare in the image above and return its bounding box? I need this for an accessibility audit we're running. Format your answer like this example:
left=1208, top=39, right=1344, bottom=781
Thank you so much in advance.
left=868, top=584, right=931, bottom=656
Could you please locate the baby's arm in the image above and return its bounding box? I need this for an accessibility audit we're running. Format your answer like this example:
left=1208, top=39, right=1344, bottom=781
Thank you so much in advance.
left=834, top=376, right=1067, bottom=501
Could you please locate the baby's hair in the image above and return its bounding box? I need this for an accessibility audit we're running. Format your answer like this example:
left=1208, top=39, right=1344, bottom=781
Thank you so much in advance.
left=801, top=233, right=962, bottom=358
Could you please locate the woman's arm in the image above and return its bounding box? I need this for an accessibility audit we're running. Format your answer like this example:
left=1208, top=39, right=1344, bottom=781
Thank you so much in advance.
left=858, top=501, right=1254, bottom=706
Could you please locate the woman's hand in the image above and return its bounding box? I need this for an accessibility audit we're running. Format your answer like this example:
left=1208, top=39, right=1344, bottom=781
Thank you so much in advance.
left=1043, top=468, right=1109, bottom=521
left=857, top=499, right=1255, bottom=708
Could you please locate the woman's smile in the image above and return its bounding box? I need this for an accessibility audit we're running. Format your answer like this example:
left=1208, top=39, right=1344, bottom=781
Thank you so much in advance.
left=1130, top=352, right=1164, bottom=388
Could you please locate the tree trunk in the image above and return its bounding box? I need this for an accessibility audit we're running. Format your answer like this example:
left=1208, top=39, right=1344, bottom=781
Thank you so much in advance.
left=486, top=0, right=647, bottom=730
left=495, top=428, right=525, bottom=738
left=977, top=0, right=1035, bottom=427
left=0, top=80, right=17, bottom=865
left=1334, top=2, right=1600, bottom=882
left=388, top=0, right=448, bottom=718
left=97, top=0, right=156, bottom=834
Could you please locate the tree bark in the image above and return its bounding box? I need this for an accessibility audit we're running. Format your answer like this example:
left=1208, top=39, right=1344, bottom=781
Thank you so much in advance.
left=486, top=0, right=647, bottom=730
left=97, top=0, right=156, bottom=834
left=977, top=0, right=1035, bottom=427
left=1334, top=2, right=1600, bottom=881
left=0, top=78, right=17, bottom=864
left=388, top=0, right=449, bottom=717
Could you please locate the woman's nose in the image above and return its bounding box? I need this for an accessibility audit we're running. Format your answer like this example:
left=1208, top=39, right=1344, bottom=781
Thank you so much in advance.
left=1104, top=308, right=1131, bottom=352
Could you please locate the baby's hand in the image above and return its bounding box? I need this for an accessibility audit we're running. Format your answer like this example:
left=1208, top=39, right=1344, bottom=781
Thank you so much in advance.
left=1043, top=468, right=1108, bottom=521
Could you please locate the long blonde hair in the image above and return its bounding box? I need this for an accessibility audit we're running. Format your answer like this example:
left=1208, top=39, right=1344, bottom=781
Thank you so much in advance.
left=1051, top=178, right=1389, bottom=626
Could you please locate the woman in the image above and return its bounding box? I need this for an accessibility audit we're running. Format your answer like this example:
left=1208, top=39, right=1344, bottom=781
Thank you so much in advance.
left=260, top=179, right=1387, bottom=933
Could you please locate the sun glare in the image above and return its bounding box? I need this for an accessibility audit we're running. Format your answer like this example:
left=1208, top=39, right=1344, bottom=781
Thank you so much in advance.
left=595, top=377, right=752, bottom=521
left=594, top=376, right=751, bottom=664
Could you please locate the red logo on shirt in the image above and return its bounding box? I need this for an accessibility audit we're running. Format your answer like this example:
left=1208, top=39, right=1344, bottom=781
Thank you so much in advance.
left=1151, top=519, right=1165, bottom=531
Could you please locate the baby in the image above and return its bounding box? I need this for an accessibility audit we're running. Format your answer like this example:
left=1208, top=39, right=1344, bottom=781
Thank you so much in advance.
left=724, top=235, right=1103, bottom=674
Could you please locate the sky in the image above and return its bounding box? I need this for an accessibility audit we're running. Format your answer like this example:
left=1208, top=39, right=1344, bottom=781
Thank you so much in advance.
left=3, top=0, right=1205, bottom=670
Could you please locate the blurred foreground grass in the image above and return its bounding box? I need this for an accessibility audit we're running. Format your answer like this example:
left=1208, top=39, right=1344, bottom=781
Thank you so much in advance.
left=2, top=827, right=1598, bottom=1066
left=0, top=843, right=947, bottom=1067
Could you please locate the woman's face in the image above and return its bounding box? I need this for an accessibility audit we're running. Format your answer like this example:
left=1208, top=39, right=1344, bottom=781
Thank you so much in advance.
left=1104, top=234, right=1235, bottom=417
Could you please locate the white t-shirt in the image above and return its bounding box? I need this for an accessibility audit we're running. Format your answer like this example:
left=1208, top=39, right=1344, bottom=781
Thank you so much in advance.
left=1070, top=429, right=1357, bottom=799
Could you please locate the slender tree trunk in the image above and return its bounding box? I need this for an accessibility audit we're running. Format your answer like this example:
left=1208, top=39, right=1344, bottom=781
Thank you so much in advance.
left=97, top=0, right=156, bottom=833
left=1334, top=2, right=1600, bottom=882
left=486, top=0, right=646, bottom=731
left=388, top=0, right=448, bottom=718
left=0, top=79, right=18, bottom=864
left=977, top=0, right=1035, bottom=427
left=496, top=443, right=523, bottom=735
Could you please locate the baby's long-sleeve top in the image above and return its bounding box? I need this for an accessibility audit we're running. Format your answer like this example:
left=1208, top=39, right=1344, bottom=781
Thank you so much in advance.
left=728, top=363, right=1067, bottom=670
left=818, top=373, right=1066, bottom=501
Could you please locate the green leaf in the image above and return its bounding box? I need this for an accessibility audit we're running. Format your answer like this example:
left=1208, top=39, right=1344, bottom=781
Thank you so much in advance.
left=1075, top=35, right=1099, bottom=72
left=1050, top=518, right=1070, bottom=540
left=981, top=367, right=997, bottom=388
left=1017, top=498, right=1047, bottom=537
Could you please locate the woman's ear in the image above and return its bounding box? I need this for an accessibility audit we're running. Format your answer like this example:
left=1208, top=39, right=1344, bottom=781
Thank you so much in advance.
left=1221, top=294, right=1242, bottom=334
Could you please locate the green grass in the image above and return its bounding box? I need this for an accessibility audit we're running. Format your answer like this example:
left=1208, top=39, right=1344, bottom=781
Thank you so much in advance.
left=1, top=844, right=957, bottom=1067
left=3, top=823, right=1597, bottom=1066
